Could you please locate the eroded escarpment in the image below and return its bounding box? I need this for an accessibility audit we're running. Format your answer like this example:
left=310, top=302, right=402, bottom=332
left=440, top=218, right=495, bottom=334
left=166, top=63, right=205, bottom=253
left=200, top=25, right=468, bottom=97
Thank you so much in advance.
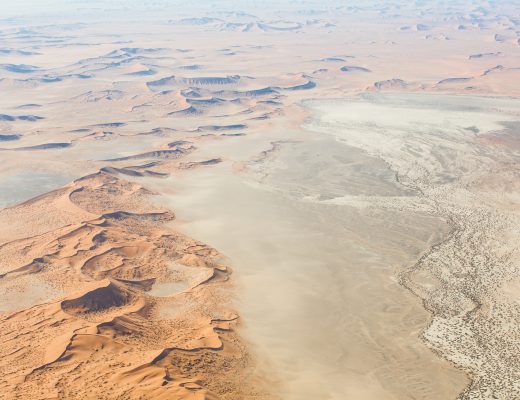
left=0, top=169, right=268, bottom=400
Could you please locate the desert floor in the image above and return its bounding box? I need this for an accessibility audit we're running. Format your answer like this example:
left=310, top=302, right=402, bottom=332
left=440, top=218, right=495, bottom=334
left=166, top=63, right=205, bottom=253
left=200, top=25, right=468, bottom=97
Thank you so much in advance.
left=1, top=1, right=520, bottom=399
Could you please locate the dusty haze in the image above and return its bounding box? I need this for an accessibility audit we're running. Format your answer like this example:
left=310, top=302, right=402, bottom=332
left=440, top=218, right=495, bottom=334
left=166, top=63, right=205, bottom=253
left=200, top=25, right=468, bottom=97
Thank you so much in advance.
left=1, top=1, right=520, bottom=399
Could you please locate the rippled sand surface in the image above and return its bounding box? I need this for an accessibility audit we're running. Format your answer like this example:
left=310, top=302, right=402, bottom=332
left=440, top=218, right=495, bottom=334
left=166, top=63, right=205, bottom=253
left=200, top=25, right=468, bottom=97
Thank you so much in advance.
left=1, top=1, right=520, bottom=399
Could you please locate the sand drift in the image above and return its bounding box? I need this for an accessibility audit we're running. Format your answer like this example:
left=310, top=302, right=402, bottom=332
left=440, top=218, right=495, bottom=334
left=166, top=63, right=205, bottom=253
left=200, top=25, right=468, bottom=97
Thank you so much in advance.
left=157, top=94, right=520, bottom=399
left=1, top=1, right=520, bottom=398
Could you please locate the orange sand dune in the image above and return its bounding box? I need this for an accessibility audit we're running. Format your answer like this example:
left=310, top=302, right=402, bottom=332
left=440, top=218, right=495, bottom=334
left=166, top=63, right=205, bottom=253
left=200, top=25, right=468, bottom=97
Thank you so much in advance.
left=0, top=170, right=268, bottom=399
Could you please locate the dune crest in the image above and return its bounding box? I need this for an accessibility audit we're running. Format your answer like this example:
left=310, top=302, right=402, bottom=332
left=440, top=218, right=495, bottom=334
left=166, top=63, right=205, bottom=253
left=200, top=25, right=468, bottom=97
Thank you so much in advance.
left=0, top=169, right=268, bottom=399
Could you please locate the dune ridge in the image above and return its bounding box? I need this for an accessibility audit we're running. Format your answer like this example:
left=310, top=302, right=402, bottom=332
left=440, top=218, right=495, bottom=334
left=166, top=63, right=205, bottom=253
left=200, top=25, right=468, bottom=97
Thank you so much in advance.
left=0, top=167, right=268, bottom=399
left=1, top=1, right=520, bottom=399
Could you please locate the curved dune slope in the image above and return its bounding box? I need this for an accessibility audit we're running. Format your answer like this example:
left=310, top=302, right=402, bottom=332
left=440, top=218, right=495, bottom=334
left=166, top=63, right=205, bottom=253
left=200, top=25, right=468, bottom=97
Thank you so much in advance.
left=0, top=169, right=266, bottom=400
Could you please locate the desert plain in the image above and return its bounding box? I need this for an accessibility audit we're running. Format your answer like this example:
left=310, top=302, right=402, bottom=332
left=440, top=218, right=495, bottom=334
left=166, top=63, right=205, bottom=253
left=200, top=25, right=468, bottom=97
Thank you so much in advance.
left=1, top=1, right=520, bottom=399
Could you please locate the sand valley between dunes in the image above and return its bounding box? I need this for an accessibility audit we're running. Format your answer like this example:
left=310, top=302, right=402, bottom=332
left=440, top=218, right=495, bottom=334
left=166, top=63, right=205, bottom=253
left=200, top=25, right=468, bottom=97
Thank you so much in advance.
left=1, top=1, right=520, bottom=399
